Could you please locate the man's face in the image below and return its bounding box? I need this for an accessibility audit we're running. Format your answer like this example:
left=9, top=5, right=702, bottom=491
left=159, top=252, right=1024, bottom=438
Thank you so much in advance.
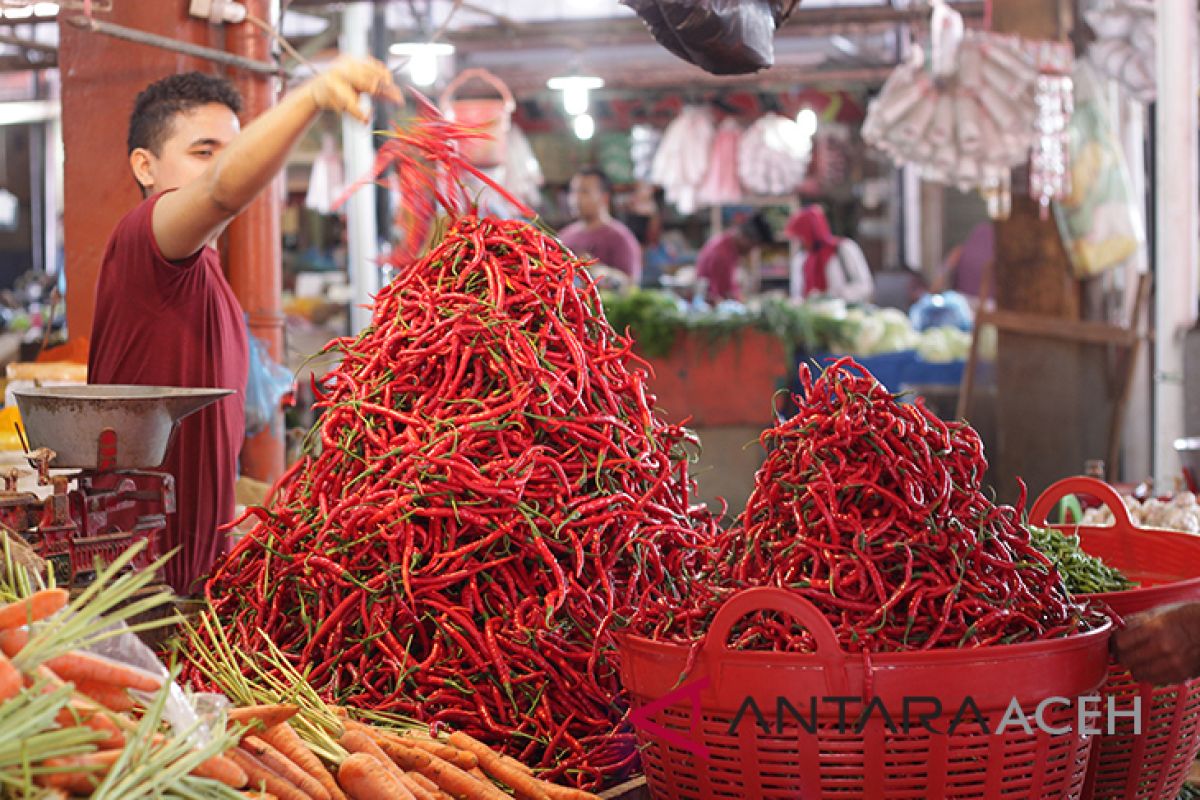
left=131, top=103, right=240, bottom=195
left=568, top=174, right=607, bottom=222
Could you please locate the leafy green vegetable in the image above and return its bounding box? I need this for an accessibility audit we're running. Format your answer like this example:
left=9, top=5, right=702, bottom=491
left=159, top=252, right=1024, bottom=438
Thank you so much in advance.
left=599, top=290, right=862, bottom=358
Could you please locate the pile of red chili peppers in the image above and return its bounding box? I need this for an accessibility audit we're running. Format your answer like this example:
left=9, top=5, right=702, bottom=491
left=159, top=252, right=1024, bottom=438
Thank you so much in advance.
left=194, top=98, right=717, bottom=790
left=635, top=357, right=1092, bottom=653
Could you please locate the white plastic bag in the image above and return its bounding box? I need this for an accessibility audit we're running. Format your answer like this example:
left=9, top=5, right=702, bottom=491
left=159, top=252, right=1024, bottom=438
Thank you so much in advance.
left=1052, top=63, right=1144, bottom=278
left=651, top=106, right=715, bottom=214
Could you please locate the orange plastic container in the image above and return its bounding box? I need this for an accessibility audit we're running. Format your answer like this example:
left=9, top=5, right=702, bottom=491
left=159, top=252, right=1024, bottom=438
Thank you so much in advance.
left=618, top=587, right=1112, bottom=800
left=439, top=68, right=514, bottom=169
left=1030, top=476, right=1200, bottom=800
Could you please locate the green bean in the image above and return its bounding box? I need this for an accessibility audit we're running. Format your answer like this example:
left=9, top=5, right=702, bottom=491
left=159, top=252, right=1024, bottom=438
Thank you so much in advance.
left=1027, top=525, right=1135, bottom=594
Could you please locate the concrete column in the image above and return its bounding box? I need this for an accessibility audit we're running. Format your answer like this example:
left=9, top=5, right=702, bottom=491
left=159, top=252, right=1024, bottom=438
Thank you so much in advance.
left=1153, top=0, right=1199, bottom=486
left=901, top=166, right=921, bottom=270
left=226, top=0, right=285, bottom=483
left=340, top=3, right=379, bottom=334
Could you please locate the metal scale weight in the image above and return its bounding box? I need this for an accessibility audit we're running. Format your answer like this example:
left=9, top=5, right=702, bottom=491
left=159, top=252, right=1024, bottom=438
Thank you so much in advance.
left=2, top=386, right=230, bottom=584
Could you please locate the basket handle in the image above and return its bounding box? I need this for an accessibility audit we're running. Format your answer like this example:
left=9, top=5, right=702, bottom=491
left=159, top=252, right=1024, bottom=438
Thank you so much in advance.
left=705, top=587, right=850, bottom=695
left=439, top=68, right=515, bottom=113
left=1029, top=476, right=1136, bottom=530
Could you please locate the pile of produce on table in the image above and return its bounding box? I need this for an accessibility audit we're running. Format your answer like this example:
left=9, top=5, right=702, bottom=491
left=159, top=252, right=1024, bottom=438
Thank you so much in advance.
left=192, top=94, right=717, bottom=790
left=1027, top=525, right=1136, bottom=594
left=1080, top=490, right=1200, bottom=534
left=0, top=536, right=601, bottom=799
left=635, top=357, right=1097, bottom=652
left=0, top=543, right=246, bottom=800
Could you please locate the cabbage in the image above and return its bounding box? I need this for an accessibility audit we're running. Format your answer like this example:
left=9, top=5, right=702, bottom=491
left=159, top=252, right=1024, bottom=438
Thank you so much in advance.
left=917, top=325, right=972, bottom=363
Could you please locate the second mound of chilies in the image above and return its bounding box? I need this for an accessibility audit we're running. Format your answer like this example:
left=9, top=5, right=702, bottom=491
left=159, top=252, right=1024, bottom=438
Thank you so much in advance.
left=636, top=358, right=1092, bottom=653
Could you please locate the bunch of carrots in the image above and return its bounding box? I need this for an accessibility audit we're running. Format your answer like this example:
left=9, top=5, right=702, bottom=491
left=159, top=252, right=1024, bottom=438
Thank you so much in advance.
left=0, top=587, right=249, bottom=797
left=0, top=539, right=602, bottom=800
left=223, top=702, right=601, bottom=800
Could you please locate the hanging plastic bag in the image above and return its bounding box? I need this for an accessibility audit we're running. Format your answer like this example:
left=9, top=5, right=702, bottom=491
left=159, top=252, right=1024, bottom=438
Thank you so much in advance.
left=304, top=133, right=345, bottom=215
left=1052, top=62, right=1144, bottom=278
left=244, top=321, right=293, bottom=438
left=651, top=106, right=715, bottom=214
left=622, top=0, right=799, bottom=75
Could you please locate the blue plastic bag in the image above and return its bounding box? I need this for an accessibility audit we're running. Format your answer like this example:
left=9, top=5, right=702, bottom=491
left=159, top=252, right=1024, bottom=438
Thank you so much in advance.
left=244, top=321, right=293, bottom=438
left=909, top=291, right=973, bottom=332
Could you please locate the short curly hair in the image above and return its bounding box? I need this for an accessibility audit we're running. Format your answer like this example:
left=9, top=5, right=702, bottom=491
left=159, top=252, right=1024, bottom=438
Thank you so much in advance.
left=127, top=72, right=243, bottom=156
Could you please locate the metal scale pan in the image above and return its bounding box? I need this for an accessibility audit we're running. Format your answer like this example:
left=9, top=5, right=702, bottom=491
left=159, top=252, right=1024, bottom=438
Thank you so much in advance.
left=12, top=385, right=232, bottom=470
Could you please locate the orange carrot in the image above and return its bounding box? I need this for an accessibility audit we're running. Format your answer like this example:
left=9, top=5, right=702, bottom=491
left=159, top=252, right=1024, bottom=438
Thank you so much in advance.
left=45, top=651, right=162, bottom=693
left=55, top=698, right=125, bottom=749
left=0, top=652, right=19, bottom=701
left=192, top=752, right=250, bottom=789
left=540, top=784, right=605, bottom=800
left=34, top=750, right=123, bottom=794
left=407, top=772, right=454, bottom=800
left=338, top=730, right=415, bottom=789
left=243, top=734, right=331, bottom=800
left=401, top=735, right=478, bottom=771
left=228, top=704, right=300, bottom=732
left=446, top=731, right=551, bottom=800
left=74, top=680, right=136, bottom=712
left=0, top=626, right=27, bottom=657
left=498, top=753, right=533, bottom=777
left=0, top=589, right=67, bottom=631
left=262, top=722, right=346, bottom=800
left=375, top=738, right=509, bottom=800
left=337, top=752, right=415, bottom=800
left=337, top=729, right=441, bottom=800
left=227, top=747, right=310, bottom=800
left=396, top=772, right=441, bottom=800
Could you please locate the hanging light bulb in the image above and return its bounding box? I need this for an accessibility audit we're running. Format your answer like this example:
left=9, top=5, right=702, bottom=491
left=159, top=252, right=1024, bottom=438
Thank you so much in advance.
left=548, top=76, right=604, bottom=116
left=573, top=113, right=595, bottom=141
left=390, top=42, right=456, bottom=88
left=795, top=107, right=819, bottom=139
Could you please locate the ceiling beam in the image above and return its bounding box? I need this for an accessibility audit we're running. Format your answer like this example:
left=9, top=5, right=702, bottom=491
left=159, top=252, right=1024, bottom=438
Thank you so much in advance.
left=425, top=4, right=983, bottom=55
left=464, top=64, right=895, bottom=95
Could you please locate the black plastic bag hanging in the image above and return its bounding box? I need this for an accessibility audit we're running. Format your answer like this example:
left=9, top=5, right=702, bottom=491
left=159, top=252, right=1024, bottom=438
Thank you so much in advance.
left=623, top=0, right=800, bottom=75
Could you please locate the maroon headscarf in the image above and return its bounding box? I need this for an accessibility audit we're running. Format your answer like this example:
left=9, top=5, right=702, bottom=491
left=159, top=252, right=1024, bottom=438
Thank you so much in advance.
left=786, top=205, right=841, bottom=296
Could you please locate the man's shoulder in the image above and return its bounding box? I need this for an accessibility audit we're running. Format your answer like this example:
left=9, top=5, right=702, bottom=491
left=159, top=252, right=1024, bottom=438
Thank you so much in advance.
left=604, top=219, right=639, bottom=241
left=558, top=221, right=585, bottom=239
left=108, top=195, right=159, bottom=248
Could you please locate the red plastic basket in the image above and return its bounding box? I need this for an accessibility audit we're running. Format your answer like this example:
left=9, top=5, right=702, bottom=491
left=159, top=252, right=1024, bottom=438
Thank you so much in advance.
left=1030, top=476, right=1200, bottom=800
left=618, top=587, right=1112, bottom=800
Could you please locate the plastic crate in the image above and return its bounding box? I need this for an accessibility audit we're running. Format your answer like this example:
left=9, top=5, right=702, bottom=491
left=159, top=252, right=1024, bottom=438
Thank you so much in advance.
left=619, top=588, right=1111, bottom=800
left=1031, top=477, right=1200, bottom=800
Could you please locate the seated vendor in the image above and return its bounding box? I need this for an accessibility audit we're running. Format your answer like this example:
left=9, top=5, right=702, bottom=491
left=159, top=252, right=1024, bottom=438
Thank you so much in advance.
left=694, top=213, right=773, bottom=304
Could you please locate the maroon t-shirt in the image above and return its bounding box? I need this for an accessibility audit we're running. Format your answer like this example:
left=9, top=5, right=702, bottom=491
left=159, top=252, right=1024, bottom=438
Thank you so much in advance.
left=559, top=219, right=643, bottom=284
left=695, top=230, right=742, bottom=302
left=88, top=193, right=248, bottom=595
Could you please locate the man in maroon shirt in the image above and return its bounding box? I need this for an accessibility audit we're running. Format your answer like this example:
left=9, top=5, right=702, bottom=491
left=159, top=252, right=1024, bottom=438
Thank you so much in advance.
left=559, top=167, right=642, bottom=286
left=694, top=213, right=773, bottom=303
left=88, top=58, right=399, bottom=595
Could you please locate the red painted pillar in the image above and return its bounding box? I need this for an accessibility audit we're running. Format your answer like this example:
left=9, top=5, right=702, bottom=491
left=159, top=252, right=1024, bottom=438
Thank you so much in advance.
left=60, top=3, right=212, bottom=343
left=224, top=0, right=285, bottom=483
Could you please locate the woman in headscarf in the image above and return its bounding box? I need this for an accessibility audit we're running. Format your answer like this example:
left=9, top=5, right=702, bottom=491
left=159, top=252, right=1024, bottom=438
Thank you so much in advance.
left=785, top=205, right=874, bottom=304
